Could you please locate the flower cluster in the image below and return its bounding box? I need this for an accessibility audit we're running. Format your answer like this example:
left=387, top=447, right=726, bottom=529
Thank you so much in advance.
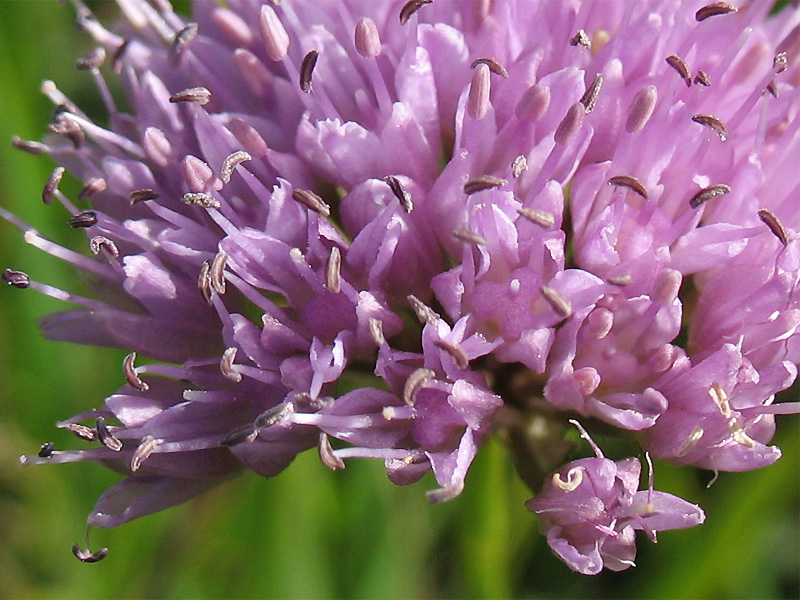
left=4, top=0, right=800, bottom=573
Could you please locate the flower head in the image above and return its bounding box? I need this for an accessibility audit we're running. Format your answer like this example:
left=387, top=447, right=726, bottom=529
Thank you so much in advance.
left=4, top=0, right=800, bottom=573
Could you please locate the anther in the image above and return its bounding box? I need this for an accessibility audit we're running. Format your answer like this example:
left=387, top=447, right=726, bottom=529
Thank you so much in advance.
left=325, top=246, right=341, bottom=293
left=626, top=84, right=658, bottom=133
left=403, top=368, right=435, bottom=405
left=42, top=166, right=65, bottom=205
left=467, top=62, right=491, bottom=119
left=355, top=17, right=382, bottom=58
left=553, top=466, right=584, bottom=492
left=38, top=442, right=55, bottom=458
left=299, top=50, right=319, bottom=93
left=518, top=207, right=556, bottom=228
left=210, top=251, right=227, bottom=294
left=766, top=80, right=779, bottom=98
left=96, top=416, right=123, bottom=452
left=259, top=5, right=290, bottom=61
left=111, top=39, right=130, bottom=73
left=123, top=351, right=149, bottom=391
left=757, top=208, right=788, bottom=245
left=254, top=402, right=294, bottom=428
left=129, top=189, right=160, bottom=205
left=470, top=57, right=509, bottom=78
left=540, top=285, right=572, bottom=318
left=130, top=436, right=158, bottom=472
left=608, top=175, right=649, bottom=199
left=695, top=2, right=738, bottom=22
left=689, top=184, right=731, bottom=208
left=220, top=347, right=242, bottom=382
left=181, top=192, right=220, bottom=209
left=49, top=114, right=84, bottom=148
left=291, top=188, right=331, bottom=217
left=434, top=339, right=469, bottom=369
left=554, top=102, right=585, bottom=145
left=3, top=268, right=30, bottom=289
left=369, top=317, right=386, bottom=346
left=774, top=52, right=788, bottom=74
left=511, top=155, right=528, bottom=178
left=692, top=113, right=727, bottom=141
left=463, top=175, right=506, bottom=195
left=666, top=55, right=692, bottom=87
left=169, top=87, right=211, bottom=105
left=90, top=236, right=119, bottom=258
left=68, top=211, right=98, bottom=229
left=382, top=176, right=413, bottom=212
left=72, top=544, right=109, bottom=563
left=170, top=23, right=198, bottom=66
left=580, top=73, right=603, bottom=113
left=76, top=47, right=106, bottom=71
left=79, top=178, right=107, bottom=200
left=220, top=151, right=252, bottom=184
left=408, top=294, right=440, bottom=325
left=220, top=423, right=257, bottom=446
left=516, top=84, right=550, bottom=122
left=319, top=433, right=345, bottom=470
left=12, top=136, right=48, bottom=155
left=694, top=69, right=711, bottom=86
left=453, top=228, right=487, bottom=245
left=399, top=0, right=434, bottom=25
left=569, top=29, right=591, bottom=49
left=198, top=260, right=212, bottom=304
left=64, top=423, right=98, bottom=442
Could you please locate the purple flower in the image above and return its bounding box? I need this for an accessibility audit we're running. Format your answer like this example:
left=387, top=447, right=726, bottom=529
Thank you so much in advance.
left=3, top=0, right=800, bottom=573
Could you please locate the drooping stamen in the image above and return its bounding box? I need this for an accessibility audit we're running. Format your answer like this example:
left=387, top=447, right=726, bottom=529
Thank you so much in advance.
left=325, top=246, right=341, bottom=293
left=76, top=47, right=106, bottom=71
left=220, top=151, right=252, bottom=184
left=198, top=260, right=212, bottom=304
left=467, top=62, right=491, bottom=119
left=129, top=188, right=160, bottom=205
left=689, top=184, right=731, bottom=208
left=692, top=113, right=727, bottom=140
left=408, top=294, right=440, bottom=325
left=758, top=208, right=788, bottom=245
left=210, top=251, right=227, bottom=294
left=3, top=269, right=30, bottom=289
left=540, top=285, right=572, bottom=318
left=181, top=192, right=220, bottom=209
left=774, top=52, right=788, bottom=74
left=291, top=188, right=331, bottom=217
left=383, top=176, right=413, bottom=212
left=666, top=55, right=692, bottom=87
left=580, top=73, right=603, bottom=113
left=464, top=175, right=506, bottom=195
left=254, top=402, right=294, bottom=428
left=72, top=544, right=108, bottom=563
left=608, top=175, right=649, bottom=199
left=511, top=155, right=528, bottom=178
left=38, top=442, right=55, bottom=458
left=123, top=352, right=149, bottom=391
left=554, top=102, right=585, bottom=145
left=434, top=339, right=469, bottom=369
left=130, top=435, right=158, bottom=472
left=299, top=50, right=319, bottom=93
left=319, top=433, right=345, bottom=470
left=220, top=347, right=242, bottom=382
left=355, top=17, right=382, bottom=58
left=694, top=69, right=711, bottom=86
left=95, top=416, right=123, bottom=452
left=79, top=178, right=107, bottom=200
left=403, top=368, right=435, bottom=405
left=470, top=57, right=509, bottom=78
left=68, top=211, right=98, bottom=229
left=89, top=236, right=119, bottom=258
left=453, top=228, right=487, bottom=246
left=168, top=87, right=211, bottom=105
left=518, top=207, right=556, bottom=228
left=695, top=2, right=738, bottom=22
left=259, top=5, right=290, bottom=61
left=170, top=22, right=198, bottom=66
left=399, top=0, right=434, bottom=25
left=569, top=29, right=591, bottom=49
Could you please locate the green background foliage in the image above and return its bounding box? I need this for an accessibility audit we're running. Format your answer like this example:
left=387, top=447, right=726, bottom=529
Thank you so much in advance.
left=0, top=2, right=797, bottom=598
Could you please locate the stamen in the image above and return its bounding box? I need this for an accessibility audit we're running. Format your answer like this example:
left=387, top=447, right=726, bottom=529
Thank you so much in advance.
left=3, top=269, right=31, bottom=290
left=111, top=39, right=130, bottom=73
left=463, top=175, right=506, bottom=195
left=666, top=55, right=692, bottom=87
left=355, top=17, right=382, bottom=58
left=688, top=183, right=731, bottom=208
left=511, top=155, right=528, bottom=178
left=170, top=22, right=198, bottom=66
left=123, top=351, right=149, bottom=391
left=96, top=416, right=123, bottom=452
left=72, top=544, right=108, bottom=563
left=64, top=423, right=98, bottom=442
left=68, top=211, right=98, bottom=229
left=319, top=433, right=345, bottom=470
left=198, top=260, right=212, bottom=304
left=49, top=113, right=85, bottom=148
left=181, top=192, right=220, bottom=209
left=383, top=176, right=413, bottom=212
left=408, top=294, right=440, bottom=325
left=694, top=69, right=711, bottom=86
left=434, top=339, right=469, bottom=369
left=325, top=246, right=341, bottom=293
left=709, top=382, right=731, bottom=417
left=607, top=274, right=632, bottom=286
left=774, top=52, right=788, bottom=74
left=369, top=317, right=386, bottom=346
left=259, top=5, right=290, bottom=61
left=554, top=102, right=585, bottom=145
left=766, top=80, right=779, bottom=98
left=467, top=62, right=491, bottom=119
left=626, top=85, right=658, bottom=133
left=540, top=285, right=572, bottom=318
left=130, top=435, right=158, bottom=472
left=757, top=208, right=788, bottom=245
left=399, top=0, right=434, bottom=25
left=552, top=466, right=584, bottom=492
left=168, top=87, right=211, bottom=105
left=38, top=442, right=55, bottom=458
left=129, top=188, right=160, bottom=205
left=220, top=423, right=257, bottom=446
left=580, top=73, right=603, bottom=113
left=569, top=29, right=591, bottom=49
left=608, top=175, right=649, bottom=199
left=695, top=2, right=738, bottom=22
left=89, top=236, right=120, bottom=258
left=254, top=402, right=294, bottom=428
left=220, top=151, right=252, bottom=184
left=518, top=207, right=556, bottom=228
left=470, top=57, right=509, bottom=78
left=453, top=228, right=487, bottom=245
left=403, top=368, right=435, bottom=405
left=210, top=251, right=227, bottom=294
left=42, top=167, right=65, bottom=205
left=692, top=113, right=727, bottom=141
left=220, top=347, right=242, bottom=382
left=516, top=84, right=551, bottom=122
left=291, top=188, right=331, bottom=217
left=11, top=136, right=48, bottom=155
left=79, top=178, right=107, bottom=200
left=76, top=47, right=106, bottom=71
left=568, top=418, right=604, bottom=458
left=299, top=50, right=319, bottom=93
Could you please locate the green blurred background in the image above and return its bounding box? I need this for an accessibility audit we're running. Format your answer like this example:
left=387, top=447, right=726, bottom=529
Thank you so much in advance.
left=0, top=1, right=797, bottom=598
